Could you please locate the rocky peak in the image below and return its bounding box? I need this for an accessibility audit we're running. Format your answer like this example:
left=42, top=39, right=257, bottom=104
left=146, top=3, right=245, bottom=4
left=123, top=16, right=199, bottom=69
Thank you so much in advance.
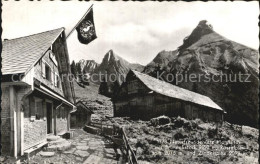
left=178, top=20, right=214, bottom=51
left=77, top=59, right=99, bottom=74
left=102, top=49, right=119, bottom=64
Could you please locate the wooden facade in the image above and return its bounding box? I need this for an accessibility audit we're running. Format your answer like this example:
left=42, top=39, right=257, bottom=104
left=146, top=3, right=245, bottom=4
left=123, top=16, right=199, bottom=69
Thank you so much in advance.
left=113, top=70, right=224, bottom=122
left=1, top=28, right=76, bottom=157
left=70, top=101, right=94, bottom=128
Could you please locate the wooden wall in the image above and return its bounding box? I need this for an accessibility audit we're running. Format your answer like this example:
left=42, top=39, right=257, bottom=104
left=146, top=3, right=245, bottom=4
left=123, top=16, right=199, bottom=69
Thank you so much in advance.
left=34, top=49, right=64, bottom=96
left=70, top=106, right=92, bottom=128
left=115, top=91, right=223, bottom=122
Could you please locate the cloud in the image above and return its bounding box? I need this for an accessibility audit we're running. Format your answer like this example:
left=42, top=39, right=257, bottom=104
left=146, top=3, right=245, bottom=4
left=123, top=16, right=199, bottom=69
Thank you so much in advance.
left=2, top=1, right=259, bottom=65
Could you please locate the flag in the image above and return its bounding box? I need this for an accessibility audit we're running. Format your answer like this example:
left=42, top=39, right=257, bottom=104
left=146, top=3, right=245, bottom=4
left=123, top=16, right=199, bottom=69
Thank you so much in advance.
left=76, top=7, right=97, bottom=44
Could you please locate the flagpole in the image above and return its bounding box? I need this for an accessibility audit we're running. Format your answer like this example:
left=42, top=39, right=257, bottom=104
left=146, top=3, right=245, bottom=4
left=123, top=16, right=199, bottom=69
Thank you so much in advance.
left=66, top=4, right=94, bottom=39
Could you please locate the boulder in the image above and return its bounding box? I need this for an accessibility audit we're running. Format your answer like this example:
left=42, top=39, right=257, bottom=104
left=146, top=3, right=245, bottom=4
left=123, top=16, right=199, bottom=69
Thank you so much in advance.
left=150, top=115, right=171, bottom=126
left=39, top=151, right=55, bottom=157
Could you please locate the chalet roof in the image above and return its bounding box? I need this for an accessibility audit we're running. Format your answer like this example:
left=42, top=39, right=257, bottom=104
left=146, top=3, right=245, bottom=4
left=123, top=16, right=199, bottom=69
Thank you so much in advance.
left=131, top=70, right=223, bottom=111
left=75, top=101, right=94, bottom=114
left=2, top=28, right=64, bottom=75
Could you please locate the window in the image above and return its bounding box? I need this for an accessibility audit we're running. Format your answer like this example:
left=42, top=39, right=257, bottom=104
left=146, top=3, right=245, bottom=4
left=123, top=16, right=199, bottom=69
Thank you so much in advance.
left=35, top=100, right=43, bottom=120
left=45, top=64, right=52, bottom=82
left=42, top=59, right=54, bottom=83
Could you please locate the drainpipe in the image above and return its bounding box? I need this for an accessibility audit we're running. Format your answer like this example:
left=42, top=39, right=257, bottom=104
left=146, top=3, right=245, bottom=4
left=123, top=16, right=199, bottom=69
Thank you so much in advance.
left=55, top=102, right=63, bottom=135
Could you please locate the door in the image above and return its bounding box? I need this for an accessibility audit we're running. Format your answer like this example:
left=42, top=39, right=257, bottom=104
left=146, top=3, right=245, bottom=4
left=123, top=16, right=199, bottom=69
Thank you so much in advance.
left=46, top=103, right=53, bottom=134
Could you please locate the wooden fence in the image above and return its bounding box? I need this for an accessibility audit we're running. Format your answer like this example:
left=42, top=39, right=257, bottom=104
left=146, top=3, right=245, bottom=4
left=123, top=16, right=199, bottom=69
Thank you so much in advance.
left=121, top=127, right=138, bottom=164
left=89, top=121, right=138, bottom=164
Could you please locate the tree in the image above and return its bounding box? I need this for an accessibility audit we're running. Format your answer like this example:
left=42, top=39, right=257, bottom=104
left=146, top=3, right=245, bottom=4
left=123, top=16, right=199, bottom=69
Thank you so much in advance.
left=99, top=77, right=109, bottom=97
left=76, top=63, right=82, bottom=75
left=70, top=60, right=77, bottom=78
left=112, top=80, right=120, bottom=98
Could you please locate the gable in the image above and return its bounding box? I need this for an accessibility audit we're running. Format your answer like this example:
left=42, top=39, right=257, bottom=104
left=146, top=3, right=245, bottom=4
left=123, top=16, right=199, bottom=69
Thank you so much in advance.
left=2, top=28, right=64, bottom=75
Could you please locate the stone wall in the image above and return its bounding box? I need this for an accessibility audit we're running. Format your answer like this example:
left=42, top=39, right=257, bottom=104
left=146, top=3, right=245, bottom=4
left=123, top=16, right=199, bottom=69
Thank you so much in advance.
left=24, top=118, right=47, bottom=150
left=1, top=86, right=11, bottom=155
left=23, top=94, right=47, bottom=150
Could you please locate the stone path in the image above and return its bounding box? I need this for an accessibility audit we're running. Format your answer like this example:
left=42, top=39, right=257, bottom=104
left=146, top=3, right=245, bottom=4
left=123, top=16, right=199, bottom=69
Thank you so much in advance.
left=28, top=129, right=119, bottom=164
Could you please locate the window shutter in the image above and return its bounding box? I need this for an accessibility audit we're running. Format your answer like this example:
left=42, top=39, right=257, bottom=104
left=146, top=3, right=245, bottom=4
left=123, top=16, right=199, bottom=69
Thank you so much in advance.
left=51, top=70, right=54, bottom=84
left=54, top=73, right=57, bottom=87
left=42, top=61, right=46, bottom=78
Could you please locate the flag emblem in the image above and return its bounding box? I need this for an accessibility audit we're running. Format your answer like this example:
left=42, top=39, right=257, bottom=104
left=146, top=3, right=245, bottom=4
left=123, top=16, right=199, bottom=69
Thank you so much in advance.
left=76, top=7, right=97, bottom=44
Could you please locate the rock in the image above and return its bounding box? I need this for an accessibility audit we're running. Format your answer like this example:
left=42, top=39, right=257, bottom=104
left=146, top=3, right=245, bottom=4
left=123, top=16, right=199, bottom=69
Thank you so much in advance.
left=76, top=157, right=83, bottom=161
left=0, top=157, right=6, bottom=162
left=48, top=138, right=66, bottom=146
left=76, top=145, right=89, bottom=151
left=174, top=128, right=188, bottom=140
left=74, top=150, right=90, bottom=157
left=150, top=115, right=171, bottom=126
left=136, top=147, right=144, bottom=155
left=64, top=148, right=76, bottom=154
left=40, top=151, right=55, bottom=157
left=47, top=141, right=72, bottom=151
left=242, top=126, right=258, bottom=138
left=173, top=117, right=189, bottom=128
left=198, top=123, right=214, bottom=130
left=83, top=155, right=102, bottom=164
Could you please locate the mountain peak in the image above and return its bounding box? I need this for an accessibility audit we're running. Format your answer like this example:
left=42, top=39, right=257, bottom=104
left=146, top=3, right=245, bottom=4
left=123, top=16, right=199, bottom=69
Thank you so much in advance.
left=104, top=49, right=116, bottom=62
left=197, top=20, right=213, bottom=32
left=178, top=20, right=214, bottom=51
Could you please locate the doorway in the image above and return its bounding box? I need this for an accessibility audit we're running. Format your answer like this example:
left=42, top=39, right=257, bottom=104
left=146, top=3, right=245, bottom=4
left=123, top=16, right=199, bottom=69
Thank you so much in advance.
left=46, top=102, right=53, bottom=134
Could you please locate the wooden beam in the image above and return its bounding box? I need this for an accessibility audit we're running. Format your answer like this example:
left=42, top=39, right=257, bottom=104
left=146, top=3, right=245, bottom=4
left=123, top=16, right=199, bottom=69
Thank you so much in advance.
left=21, top=108, right=24, bottom=156
left=9, top=86, right=17, bottom=157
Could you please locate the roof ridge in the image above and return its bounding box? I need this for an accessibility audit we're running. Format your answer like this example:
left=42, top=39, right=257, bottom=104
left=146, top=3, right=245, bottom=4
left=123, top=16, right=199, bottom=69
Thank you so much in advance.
left=3, top=27, right=64, bottom=42
left=131, top=70, right=222, bottom=110
left=132, top=69, right=175, bottom=86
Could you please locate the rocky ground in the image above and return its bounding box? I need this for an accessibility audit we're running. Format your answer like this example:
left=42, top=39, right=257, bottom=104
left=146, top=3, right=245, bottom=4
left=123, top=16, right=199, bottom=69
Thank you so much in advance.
left=74, top=82, right=259, bottom=164
left=116, top=116, right=258, bottom=164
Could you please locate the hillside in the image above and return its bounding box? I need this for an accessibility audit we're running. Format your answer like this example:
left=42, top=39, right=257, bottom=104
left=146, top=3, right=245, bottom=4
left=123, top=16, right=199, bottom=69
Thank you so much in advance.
left=143, top=20, right=259, bottom=128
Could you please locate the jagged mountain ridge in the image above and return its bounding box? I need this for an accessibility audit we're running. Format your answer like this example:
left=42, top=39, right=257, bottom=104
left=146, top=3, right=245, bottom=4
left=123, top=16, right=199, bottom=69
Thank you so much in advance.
left=75, top=50, right=144, bottom=97
left=144, top=20, right=259, bottom=128
left=78, top=59, right=99, bottom=74
left=93, top=49, right=144, bottom=83
left=76, top=50, right=144, bottom=78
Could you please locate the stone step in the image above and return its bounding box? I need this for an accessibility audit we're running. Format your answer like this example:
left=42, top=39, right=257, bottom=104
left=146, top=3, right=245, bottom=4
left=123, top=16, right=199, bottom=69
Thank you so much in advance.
left=39, top=151, right=55, bottom=157
left=48, top=138, right=67, bottom=146
left=47, top=135, right=61, bottom=141
left=83, top=155, right=101, bottom=164
left=46, top=141, right=72, bottom=152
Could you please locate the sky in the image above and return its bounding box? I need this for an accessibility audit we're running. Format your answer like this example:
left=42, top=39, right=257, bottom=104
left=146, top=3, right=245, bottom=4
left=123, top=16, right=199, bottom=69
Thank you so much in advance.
left=2, top=1, right=259, bottom=65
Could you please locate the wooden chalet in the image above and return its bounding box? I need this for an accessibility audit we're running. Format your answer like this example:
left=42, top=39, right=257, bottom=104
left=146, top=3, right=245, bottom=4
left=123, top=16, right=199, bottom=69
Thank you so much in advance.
left=70, top=101, right=94, bottom=128
left=1, top=28, right=76, bottom=157
left=113, top=70, right=225, bottom=121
